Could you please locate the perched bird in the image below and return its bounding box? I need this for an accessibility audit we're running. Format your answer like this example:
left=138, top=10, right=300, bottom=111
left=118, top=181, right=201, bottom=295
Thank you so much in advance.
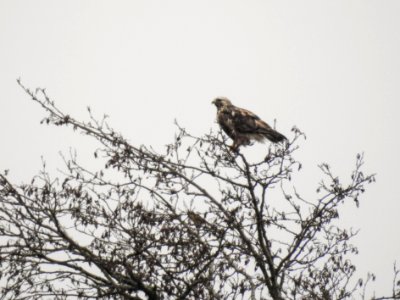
left=212, top=97, right=287, bottom=152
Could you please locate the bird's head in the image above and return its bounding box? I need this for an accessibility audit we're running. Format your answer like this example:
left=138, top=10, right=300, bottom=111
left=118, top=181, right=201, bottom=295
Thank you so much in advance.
left=212, top=97, right=232, bottom=109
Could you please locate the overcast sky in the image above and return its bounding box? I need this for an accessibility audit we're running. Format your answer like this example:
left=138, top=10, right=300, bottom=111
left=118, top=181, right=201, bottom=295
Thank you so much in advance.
left=1, top=0, right=400, bottom=296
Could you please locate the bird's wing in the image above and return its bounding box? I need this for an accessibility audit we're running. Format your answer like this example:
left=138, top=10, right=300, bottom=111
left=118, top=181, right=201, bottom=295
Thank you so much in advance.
left=231, top=106, right=272, bottom=134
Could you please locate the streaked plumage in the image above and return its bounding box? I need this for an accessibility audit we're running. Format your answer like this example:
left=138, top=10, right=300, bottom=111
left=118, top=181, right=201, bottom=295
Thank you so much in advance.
left=212, top=97, right=286, bottom=151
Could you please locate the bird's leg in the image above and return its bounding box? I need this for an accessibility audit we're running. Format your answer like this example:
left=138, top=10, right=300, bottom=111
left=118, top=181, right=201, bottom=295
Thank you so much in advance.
left=230, top=138, right=243, bottom=152
left=229, top=143, right=239, bottom=153
left=230, top=137, right=247, bottom=153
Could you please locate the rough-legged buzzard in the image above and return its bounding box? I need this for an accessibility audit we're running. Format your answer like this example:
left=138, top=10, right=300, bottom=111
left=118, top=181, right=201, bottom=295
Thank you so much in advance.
left=212, top=97, right=286, bottom=151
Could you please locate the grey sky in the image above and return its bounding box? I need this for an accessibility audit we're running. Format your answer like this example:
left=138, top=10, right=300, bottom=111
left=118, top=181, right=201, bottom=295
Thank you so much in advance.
left=1, top=0, right=400, bottom=296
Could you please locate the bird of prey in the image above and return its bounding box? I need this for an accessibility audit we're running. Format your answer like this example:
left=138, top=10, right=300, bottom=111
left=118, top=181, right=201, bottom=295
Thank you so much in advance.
left=212, top=97, right=287, bottom=152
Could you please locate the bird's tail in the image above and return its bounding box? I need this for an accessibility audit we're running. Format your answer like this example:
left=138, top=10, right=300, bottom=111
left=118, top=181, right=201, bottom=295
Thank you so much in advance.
left=264, top=129, right=287, bottom=143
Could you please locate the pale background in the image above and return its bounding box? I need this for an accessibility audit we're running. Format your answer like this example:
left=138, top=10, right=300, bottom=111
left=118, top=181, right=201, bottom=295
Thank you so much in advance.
left=1, top=0, right=399, bottom=297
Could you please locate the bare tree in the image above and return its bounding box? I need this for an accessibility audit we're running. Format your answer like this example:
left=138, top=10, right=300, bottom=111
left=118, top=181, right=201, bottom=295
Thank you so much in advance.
left=0, top=81, right=398, bottom=299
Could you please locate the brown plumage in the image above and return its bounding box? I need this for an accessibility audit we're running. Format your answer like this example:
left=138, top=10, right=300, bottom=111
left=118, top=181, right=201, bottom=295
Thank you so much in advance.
left=212, top=97, right=287, bottom=152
